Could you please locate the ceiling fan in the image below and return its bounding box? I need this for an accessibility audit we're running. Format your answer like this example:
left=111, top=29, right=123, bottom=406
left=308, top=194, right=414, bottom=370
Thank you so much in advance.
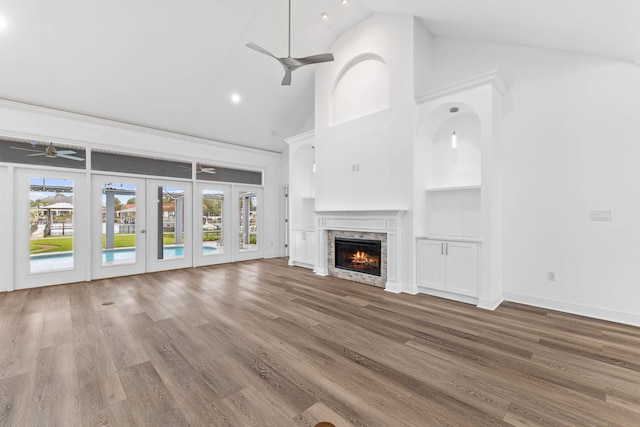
left=10, top=143, right=85, bottom=161
left=246, top=0, right=334, bottom=85
left=177, top=162, right=216, bottom=174
left=196, top=163, right=216, bottom=174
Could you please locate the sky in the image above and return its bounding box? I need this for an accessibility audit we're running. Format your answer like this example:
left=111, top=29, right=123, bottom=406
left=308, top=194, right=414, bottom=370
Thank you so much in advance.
left=29, top=177, right=74, bottom=201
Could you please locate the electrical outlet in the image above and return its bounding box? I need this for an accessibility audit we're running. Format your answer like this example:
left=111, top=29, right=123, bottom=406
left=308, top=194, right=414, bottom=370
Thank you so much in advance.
left=547, top=272, right=555, bottom=281
left=351, top=164, right=360, bottom=172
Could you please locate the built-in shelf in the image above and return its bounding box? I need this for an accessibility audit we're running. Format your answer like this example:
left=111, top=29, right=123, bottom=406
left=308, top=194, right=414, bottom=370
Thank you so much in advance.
left=425, top=185, right=481, bottom=192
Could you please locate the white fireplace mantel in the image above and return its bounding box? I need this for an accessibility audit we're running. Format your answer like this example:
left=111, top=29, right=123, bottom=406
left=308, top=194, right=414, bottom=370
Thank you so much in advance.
left=314, top=210, right=410, bottom=294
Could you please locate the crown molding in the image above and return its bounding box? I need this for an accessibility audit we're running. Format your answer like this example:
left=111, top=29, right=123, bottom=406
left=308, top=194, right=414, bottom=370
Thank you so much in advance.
left=0, top=98, right=282, bottom=157
left=415, top=70, right=509, bottom=105
left=284, top=130, right=315, bottom=145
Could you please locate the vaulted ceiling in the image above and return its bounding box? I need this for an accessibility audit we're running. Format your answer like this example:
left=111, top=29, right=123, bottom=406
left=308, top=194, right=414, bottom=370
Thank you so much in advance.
left=0, top=0, right=637, bottom=153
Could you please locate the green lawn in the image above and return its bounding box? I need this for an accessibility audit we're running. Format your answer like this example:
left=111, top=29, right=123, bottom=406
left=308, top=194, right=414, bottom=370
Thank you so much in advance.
left=30, top=234, right=138, bottom=254
left=30, top=237, right=74, bottom=254
left=30, top=233, right=195, bottom=254
left=103, top=234, right=137, bottom=248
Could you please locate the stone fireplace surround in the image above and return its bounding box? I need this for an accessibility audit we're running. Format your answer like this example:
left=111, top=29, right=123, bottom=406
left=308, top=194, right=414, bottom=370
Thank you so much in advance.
left=314, top=210, right=406, bottom=293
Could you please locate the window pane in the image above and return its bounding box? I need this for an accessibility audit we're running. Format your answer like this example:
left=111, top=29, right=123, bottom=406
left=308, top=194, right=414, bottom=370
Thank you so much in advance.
left=101, top=183, right=137, bottom=266
left=238, top=191, right=258, bottom=252
left=159, top=186, right=185, bottom=260
left=202, top=189, right=224, bottom=255
left=29, top=177, right=74, bottom=273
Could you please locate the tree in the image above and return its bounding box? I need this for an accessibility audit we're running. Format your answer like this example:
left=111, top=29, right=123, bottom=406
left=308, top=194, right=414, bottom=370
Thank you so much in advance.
left=126, top=197, right=136, bottom=205
left=202, top=199, right=221, bottom=217
left=114, top=197, right=123, bottom=212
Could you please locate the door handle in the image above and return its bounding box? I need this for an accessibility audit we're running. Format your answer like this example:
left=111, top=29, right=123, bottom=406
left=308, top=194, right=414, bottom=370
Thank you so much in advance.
left=141, top=229, right=146, bottom=234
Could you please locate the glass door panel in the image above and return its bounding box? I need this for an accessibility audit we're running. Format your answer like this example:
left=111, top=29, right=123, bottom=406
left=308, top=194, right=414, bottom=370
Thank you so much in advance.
left=29, top=177, right=75, bottom=273
left=238, top=191, right=258, bottom=252
left=147, top=179, right=192, bottom=272
left=202, top=189, right=224, bottom=255
left=195, top=183, right=231, bottom=266
left=159, top=186, right=186, bottom=260
left=92, top=176, right=146, bottom=279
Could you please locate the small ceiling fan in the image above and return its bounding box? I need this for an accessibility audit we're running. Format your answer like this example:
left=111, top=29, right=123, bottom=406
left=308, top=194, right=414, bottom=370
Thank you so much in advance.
left=246, top=0, right=334, bottom=85
left=10, top=143, right=85, bottom=161
left=196, top=163, right=216, bottom=174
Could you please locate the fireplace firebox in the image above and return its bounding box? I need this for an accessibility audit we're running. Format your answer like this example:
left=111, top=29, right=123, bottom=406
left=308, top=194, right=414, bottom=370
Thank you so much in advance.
left=334, top=237, right=382, bottom=277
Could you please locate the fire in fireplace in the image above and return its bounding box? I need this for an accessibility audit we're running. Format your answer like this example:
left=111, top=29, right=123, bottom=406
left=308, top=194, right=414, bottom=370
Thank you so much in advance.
left=334, top=237, right=382, bottom=277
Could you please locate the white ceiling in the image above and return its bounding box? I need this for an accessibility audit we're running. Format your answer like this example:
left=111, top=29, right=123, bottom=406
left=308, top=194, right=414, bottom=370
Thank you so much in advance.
left=0, top=0, right=637, bottom=153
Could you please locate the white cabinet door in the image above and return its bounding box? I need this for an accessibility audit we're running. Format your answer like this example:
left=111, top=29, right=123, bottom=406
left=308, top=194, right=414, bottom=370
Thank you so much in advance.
left=417, top=239, right=478, bottom=297
left=446, top=241, right=478, bottom=297
left=303, top=231, right=316, bottom=266
left=417, top=239, right=446, bottom=290
left=291, top=230, right=306, bottom=263
left=291, top=230, right=315, bottom=267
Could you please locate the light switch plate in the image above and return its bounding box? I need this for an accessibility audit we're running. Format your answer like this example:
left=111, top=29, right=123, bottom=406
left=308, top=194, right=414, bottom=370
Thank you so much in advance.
left=590, top=210, right=612, bottom=222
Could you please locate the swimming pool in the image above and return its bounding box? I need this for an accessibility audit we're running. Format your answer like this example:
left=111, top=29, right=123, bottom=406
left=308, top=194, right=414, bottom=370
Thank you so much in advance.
left=30, top=246, right=216, bottom=273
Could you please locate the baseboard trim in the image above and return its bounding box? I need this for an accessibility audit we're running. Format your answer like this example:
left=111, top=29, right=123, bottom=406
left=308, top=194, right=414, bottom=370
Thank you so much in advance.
left=477, top=294, right=504, bottom=311
left=385, top=281, right=417, bottom=295
left=416, top=286, right=478, bottom=306
left=503, top=292, right=640, bottom=327
left=314, top=267, right=328, bottom=276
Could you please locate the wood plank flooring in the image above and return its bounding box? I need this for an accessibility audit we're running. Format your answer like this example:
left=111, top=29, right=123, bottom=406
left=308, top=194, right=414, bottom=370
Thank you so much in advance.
left=1, top=257, right=640, bottom=426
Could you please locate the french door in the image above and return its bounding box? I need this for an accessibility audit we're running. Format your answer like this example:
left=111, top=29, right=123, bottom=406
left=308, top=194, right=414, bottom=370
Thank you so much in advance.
left=234, top=186, right=263, bottom=262
left=14, top=168, right=88, bottom=289
left=92, top=176, right=147, bottom=279
left=12, top=169, right=261, bottom=289
left=93, top=176, right=193, bottom=277
left=195, top=183, right=232, bottom=266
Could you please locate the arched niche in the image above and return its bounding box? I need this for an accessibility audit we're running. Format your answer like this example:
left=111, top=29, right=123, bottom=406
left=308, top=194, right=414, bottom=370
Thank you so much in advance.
left=331, top=53, right=390, bottom=126
left=417, top=103, right=482, bottom=189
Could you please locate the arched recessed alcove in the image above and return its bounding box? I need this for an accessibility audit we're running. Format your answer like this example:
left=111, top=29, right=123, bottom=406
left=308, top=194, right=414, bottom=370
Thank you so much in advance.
left=417, top=103, right=482, bottom=189
left=331, top=53, right=390, bottom=126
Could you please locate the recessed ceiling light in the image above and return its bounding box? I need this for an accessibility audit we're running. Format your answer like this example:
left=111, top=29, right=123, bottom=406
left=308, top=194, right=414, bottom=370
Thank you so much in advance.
left=321, top=13, right=329, bottom=20
left=341, top=0, right=349, bottom=4
left=231, top=93, right=241, bottom=104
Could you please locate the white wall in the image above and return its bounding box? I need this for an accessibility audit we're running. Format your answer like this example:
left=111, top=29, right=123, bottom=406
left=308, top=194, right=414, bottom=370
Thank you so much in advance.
left=413, top=18, right=433, bottom=96
left=314, top=14, right=419, bottom=287
left=0, top=99, right=286, bottom=271
left=314, top=14, right=416, bottom=212
left=432, top=38, right=640, bottom=324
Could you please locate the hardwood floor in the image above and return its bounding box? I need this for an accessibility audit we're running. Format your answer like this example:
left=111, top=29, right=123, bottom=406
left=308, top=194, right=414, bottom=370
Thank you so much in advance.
left=1, top=258, right=639, bottom=426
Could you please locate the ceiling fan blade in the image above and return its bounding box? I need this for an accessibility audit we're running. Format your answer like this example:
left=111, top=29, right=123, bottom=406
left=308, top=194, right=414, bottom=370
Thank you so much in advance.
left=281, top=69, right=292, bottom=86
left=246, top=42, right=278, bottom=60
left=26, top=152, right=46, bottom=157
left=58, top=153, right=85, bottom=161
left=295, top=53, right=335, bottom=65
left=10, top=146, right=41, bottom=153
